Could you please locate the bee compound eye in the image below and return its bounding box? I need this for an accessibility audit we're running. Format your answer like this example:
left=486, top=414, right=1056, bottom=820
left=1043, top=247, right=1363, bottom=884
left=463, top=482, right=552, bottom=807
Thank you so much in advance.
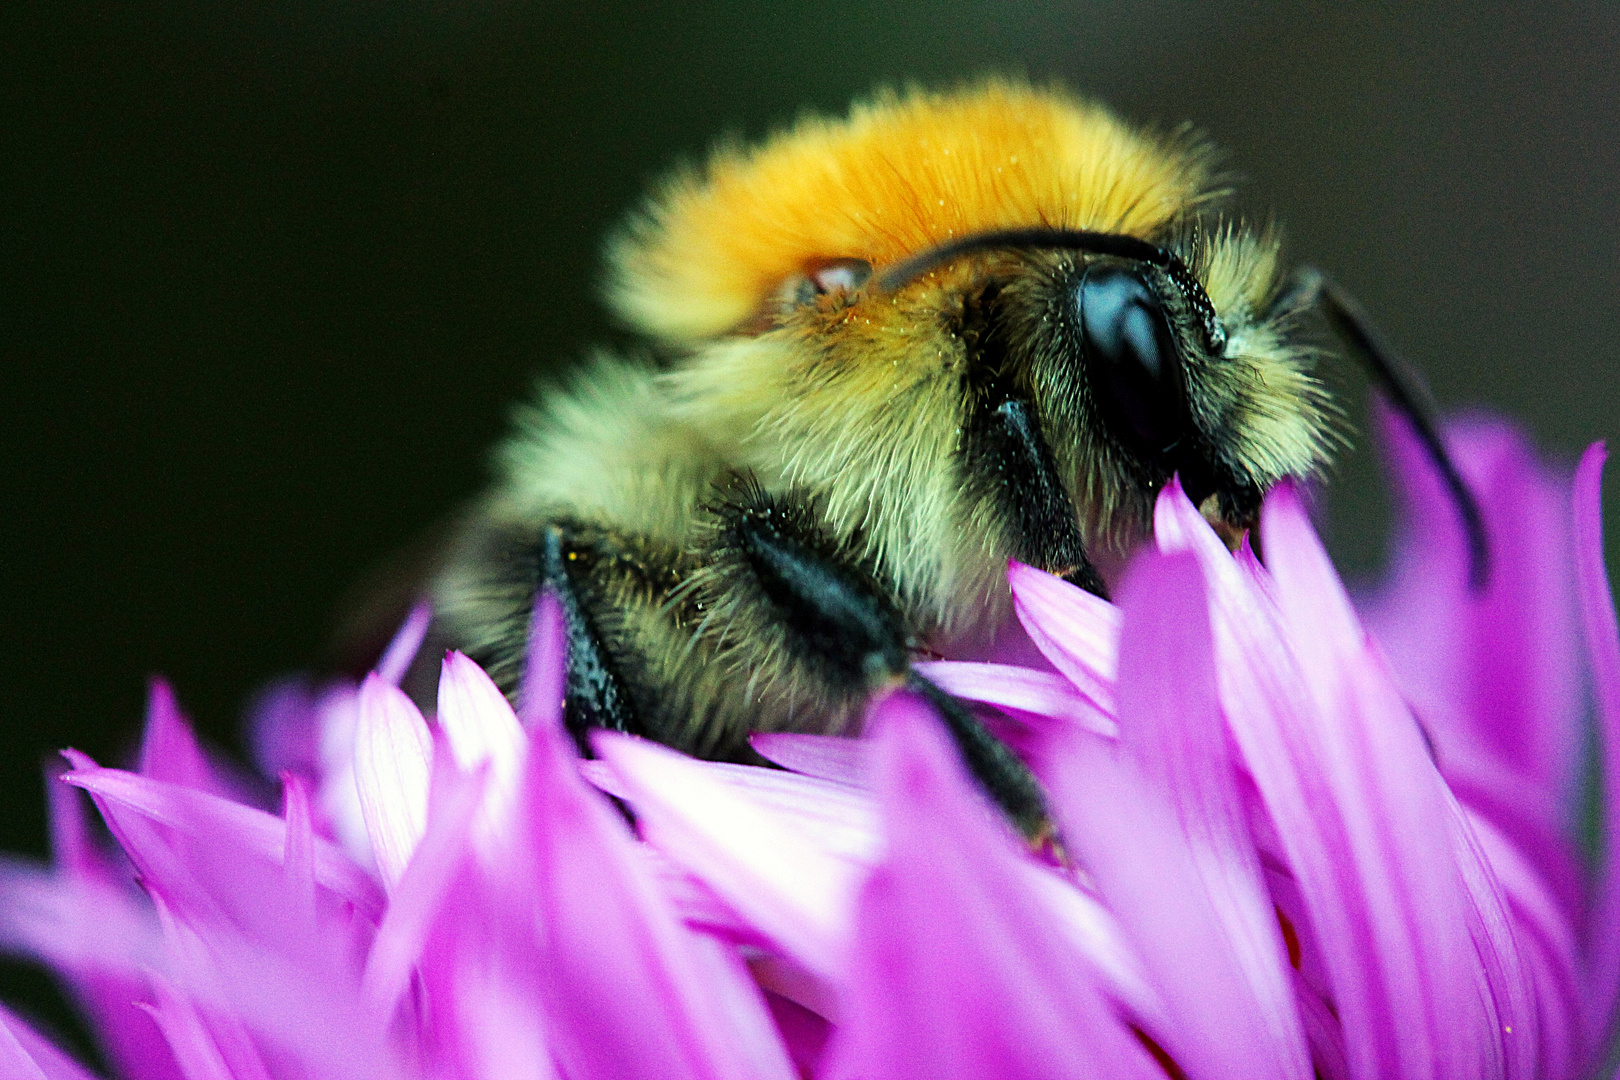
left=1076, top=264, right=1189, bottom=459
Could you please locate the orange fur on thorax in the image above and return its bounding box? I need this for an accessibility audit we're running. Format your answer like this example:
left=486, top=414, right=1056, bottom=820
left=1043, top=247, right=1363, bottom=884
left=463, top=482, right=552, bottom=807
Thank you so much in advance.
left=610, top=81, right=1220, bottom=341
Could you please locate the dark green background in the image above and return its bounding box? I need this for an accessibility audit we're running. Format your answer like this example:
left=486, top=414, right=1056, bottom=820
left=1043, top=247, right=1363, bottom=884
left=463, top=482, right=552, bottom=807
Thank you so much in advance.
left=4, top=0, right=1618, bottom=1054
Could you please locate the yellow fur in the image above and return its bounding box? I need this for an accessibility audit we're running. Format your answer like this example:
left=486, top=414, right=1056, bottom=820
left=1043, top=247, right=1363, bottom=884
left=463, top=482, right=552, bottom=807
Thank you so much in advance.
left=610, top=80, right=1219, bottom=340
left=664, top=258, right=1018, bottom=640
left=490, top=356, right=726, bottom=546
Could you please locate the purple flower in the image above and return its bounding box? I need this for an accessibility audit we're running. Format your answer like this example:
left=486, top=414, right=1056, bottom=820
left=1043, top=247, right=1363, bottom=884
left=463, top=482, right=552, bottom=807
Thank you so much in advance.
left=3, top=411, right=1618, bottom=1080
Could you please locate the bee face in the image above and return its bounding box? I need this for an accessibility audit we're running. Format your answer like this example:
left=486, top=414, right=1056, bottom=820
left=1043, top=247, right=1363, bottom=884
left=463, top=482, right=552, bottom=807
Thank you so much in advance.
left=1013, top=239, right=1334, bottom=547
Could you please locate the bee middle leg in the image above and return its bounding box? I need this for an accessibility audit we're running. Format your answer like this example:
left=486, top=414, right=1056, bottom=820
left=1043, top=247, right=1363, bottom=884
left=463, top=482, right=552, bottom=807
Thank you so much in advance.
left=695, top=478, right=1056, bottom=844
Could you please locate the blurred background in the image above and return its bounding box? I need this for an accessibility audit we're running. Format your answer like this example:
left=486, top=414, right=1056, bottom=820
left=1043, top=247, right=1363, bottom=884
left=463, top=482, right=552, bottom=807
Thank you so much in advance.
left=4, top=0, right=1617, bottom=1052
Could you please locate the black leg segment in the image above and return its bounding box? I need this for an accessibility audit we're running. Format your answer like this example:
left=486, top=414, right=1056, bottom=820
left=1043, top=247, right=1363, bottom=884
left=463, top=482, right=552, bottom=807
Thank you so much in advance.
left=904, top=672, right=1054, bottom=844
left=539, top=523, right=644, bottom=753
left=968, top=387, right=1109, bottom=598
left=704, top=476, right=910, bottom=688
left=959, top=288, right=1107, bottom=598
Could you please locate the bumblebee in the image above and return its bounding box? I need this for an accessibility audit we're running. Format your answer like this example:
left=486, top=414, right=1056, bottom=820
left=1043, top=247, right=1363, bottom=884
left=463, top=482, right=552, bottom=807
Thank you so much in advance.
left=431, top=81, right=1482, bottom=838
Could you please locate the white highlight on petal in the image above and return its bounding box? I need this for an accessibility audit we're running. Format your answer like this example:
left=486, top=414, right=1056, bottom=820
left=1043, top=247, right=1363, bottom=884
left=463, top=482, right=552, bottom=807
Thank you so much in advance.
left=915, top=660, right=1118, bottom=738
left=353, top=675, right=433, bottom=892
left=437, top=651, right=529, bottom=841
left=593, top=732, right=863, bottom=986
left=1008, top=560, right=1120, bottom=714
left=313, top=685, right=374, bottom=874
left=749, top=733, right=872, bottom=788
left=453, top=951, right=561, bottom=1080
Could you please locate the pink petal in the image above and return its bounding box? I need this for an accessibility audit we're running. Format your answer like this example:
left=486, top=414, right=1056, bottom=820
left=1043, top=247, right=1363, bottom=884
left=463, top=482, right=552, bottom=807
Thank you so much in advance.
left=677, top=759, right=879, bottom=862
left=139, top=976, right=239, bottom=1080
left=1263, top=864, right=1345, bottom=1080
left=821, top=691, right=1162, bottom=1080
left=1465, top=808, right=1582, bottom=1078
left=1575, top=442, right=1620, bottom=1038
left=352, top=674, right=433, bottom=891
left=46, top=766, right=104, bottom=884
left=748, top=732, right=872, bottom=787
left=642, top=846, right=764, bottom=946
left=1052, top=551, right=1310, bottom=1079
left=593, top=731, right=863, bottom=987
left=0, top=859, right=166, bottom=984
left=1258, top=480, right=1533, bottom=1080
left=53, top=951, right=173, bottom=1078
left=398, top=755, right=557, bottom=1080
left=279, top=774, right=318, bottom=932
left=437, top=650, right=528, bottom=835
left=1007, top=559, right=1119, bottom=715
left=0, top=1002, right=102, bottom=1080
left=763, top=991, right=832, bottom=1079
left=138, top=680, right=263, bottom=808
left=376, top=600, right=432, bottom=685
left=438, top=651, right=527, bottom=769
left=147, top=888, right=277, bottom=1080
left=45, top=769, right=176, bottom=1080
left=1362, top=409, right=1583, bottom=919
left=914, top=659, right=1117, bottom=738
left=360, top=738, right=488, bottom=1019
left=311, top=684, right=373, bottom=869
left=520, top=589, right=567, bottom=730
left=441, top=941, right=561, bottom=1080
left=0, top=862, right=189, bottom=1079
left=62, top=757, right=384, bottom=921
left=1010, top=857, right=1163, bottom=1021
left=605, top=728, right=1157, bottom=1022
left=141, top=876, right=393, bottom=1080
left=576, top=756, right=629, bottom=797
left=515, top=761, right=793, bottom=1080
left=1293, top=969, right=1350, bottom=1080
left=143, top=797, right=383, bottom=990
left=954, top=599, right=1065, bottom=671
left=138, top=678, right=216, bottom=792
left=507, top=637, right=797, bottom=1080
left=246, top=675, right=322, bottom=781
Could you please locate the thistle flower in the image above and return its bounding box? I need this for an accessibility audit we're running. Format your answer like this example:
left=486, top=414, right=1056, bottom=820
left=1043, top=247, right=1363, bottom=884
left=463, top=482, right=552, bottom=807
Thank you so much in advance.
left=2, top=412, right=1618, bottom=1080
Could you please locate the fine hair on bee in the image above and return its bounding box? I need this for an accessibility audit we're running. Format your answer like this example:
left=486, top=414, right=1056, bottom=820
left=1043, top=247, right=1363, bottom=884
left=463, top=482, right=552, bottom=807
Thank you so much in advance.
left=429, top=79, right=1487, bottom=842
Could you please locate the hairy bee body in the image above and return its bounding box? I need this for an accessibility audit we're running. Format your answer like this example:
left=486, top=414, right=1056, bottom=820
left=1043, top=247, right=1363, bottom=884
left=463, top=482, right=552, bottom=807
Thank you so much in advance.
left=434, top=81, right=1336, bottom=787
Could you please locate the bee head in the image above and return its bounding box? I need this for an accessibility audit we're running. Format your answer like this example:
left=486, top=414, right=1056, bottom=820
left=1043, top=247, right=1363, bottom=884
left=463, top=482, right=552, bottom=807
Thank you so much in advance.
left=952, top=226, right=1336, bottom=551
left=607, top=81, right=1335, bottom=627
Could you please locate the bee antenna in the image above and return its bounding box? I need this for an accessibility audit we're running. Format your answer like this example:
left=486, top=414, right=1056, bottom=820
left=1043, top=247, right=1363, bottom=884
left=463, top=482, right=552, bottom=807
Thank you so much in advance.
left=876, top=227, right=1173, bottom=289
left=875, top=227, right=1226, bottom=351
left=1290, top=268, right=1491, bottom=592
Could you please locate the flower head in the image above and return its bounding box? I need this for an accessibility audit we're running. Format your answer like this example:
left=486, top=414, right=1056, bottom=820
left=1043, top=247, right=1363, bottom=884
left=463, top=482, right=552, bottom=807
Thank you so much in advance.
left=3, top=413, right=1618, bottom=1080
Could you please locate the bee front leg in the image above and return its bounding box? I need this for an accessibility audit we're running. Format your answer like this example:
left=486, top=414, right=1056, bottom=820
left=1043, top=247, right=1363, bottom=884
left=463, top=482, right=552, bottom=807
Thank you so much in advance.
left=696, top=478, right=1056, bottom=845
